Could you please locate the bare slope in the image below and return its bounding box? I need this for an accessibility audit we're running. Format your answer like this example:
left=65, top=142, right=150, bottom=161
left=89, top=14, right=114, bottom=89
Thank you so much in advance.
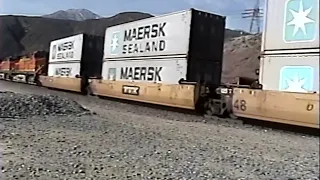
left=0, top=12, right=152, bottom=59
left=222, top=34, right=261, bottom=83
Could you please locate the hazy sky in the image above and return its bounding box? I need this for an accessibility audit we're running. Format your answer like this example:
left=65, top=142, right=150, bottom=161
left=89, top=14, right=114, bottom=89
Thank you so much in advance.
left=0, top=0, right=265, bottom=31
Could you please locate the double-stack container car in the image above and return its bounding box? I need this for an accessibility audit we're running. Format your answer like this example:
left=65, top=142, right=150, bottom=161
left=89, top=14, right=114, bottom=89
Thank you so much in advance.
left=90, top=8, right=226, bottom=110
left=231, top=0, right=319, bottom=128
left=39, top=33, right=104, bottom=93
left=0, top=51, right=48, bottom=83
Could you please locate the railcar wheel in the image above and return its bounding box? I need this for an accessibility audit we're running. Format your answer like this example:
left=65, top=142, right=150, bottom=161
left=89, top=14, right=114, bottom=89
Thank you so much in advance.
left=204, top=98, right=222, bottom=116
left=25, top=75, right=29, bottom=84
left=26, top=75, right=34, bottom=84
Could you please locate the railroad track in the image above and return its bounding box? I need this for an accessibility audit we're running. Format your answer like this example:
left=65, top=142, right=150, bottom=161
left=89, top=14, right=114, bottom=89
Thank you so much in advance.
left=1, top=79, right=318, bottom=136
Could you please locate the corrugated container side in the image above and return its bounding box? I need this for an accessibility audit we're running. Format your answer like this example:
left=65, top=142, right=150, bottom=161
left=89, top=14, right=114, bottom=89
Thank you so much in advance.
left=187, top=9, right=226, bottom=86
left=48, top=34, right=104, bottom=78
left=262, top=0, right=319, bottom=52
left=48, top=63, right=81, bottom=77
left=48, top=34, right=83, bottom=77
left=103, top=10, right=192, bottom=60
left=102, top=58, right=188, bottom=84
left=101, top=9, right=226, bottom=85
left=259, top=54, right=319, bottom=93
left=80, top=34, right=104, bottom=78
left=49, top=34, right=84, bottom=63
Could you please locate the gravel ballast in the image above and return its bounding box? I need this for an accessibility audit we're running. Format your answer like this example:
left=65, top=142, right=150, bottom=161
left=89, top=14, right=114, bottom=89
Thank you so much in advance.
left=1, top=114, right=319, bottom=180
left=0, top=91, right=89, bottom=118
left=0, top=81, right=319, bottom=179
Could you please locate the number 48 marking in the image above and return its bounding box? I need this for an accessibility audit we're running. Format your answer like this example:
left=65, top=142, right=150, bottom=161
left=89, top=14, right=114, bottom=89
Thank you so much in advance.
left=234, top=99, right=247, bottom=111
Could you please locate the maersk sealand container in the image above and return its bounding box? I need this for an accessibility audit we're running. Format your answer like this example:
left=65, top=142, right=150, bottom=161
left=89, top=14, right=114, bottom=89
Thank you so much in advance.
left=48, top=33, right=105, bottom=78
left=101, top=8, right=226, bottom=86
left=259, top=0, right=319, bottom=93
left=41, top=33, right=104, bottom=93
left=261, top=0, right=319, bottom=52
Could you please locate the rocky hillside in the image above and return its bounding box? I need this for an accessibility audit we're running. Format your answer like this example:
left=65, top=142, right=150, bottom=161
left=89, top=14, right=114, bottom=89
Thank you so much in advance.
left=43, top=9, right=101, bottom=21
left=0, top=12, right=152, bottom=59
left=222, top=34, right=261, bottom=83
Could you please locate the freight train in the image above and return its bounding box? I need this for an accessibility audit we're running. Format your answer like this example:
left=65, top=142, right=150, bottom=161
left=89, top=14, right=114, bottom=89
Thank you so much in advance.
left=0, top=51, right=48, bottom=84
left=1, top=2, right=319, bottom=129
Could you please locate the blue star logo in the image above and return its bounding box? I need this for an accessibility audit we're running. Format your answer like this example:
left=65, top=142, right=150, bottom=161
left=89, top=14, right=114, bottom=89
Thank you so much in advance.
left=279, top=66, right=314, bottom=92
left=284, top=0, right=318, bottom=42
left=110, top=32, right=122, bottom=55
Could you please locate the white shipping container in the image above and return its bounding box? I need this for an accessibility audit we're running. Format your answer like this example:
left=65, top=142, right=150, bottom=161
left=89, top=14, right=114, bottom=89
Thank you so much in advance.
left=259, top=54, right=319, bottom=93
left=49, top=34, right=84, bottom=63
left=262, top=0, right=319, bottom=52
left=103, top=10, right=192, bottom=60
left=102, top=59, right=188, bottom=84
left=48, top=63, right=81, bottom=78
left=102, top=9, right=226, bottom=86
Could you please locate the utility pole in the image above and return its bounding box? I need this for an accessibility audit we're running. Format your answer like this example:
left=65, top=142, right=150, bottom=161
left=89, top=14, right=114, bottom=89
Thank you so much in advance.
left=241, top=0, right=263, bottom=33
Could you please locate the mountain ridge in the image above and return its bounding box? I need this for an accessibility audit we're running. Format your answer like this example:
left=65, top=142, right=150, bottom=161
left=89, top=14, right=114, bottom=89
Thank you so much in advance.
left=0, top=10, right=251, bottom=59
left=42, top=9, right=101, bottom=21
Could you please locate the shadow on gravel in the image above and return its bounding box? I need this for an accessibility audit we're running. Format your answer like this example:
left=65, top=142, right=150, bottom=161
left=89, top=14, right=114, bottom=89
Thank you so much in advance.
left=39, top=86, right=201, bottom=116
left=45, top=87, right=85, bottom=96
left=98, top=95, right=320, bottom=136
left=97, top=95, right=200, bottom=116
